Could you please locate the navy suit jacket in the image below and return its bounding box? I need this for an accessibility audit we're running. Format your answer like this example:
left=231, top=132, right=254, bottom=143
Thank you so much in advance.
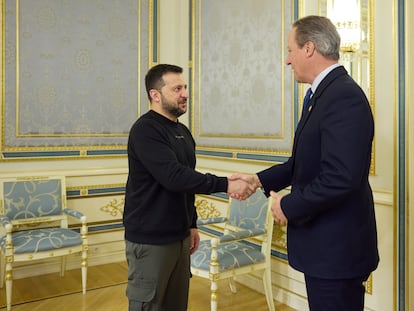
left=258, top=66, right=379, bottom=279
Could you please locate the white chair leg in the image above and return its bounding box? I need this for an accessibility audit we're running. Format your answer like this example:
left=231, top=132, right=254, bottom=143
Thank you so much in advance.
left=229, top=277, right=237, bottom=293
left=5, top=262, right=12, bottom=311
left=211, top=279, right=218, bottom=311
left=60, top=256, right=66, bottom=277
left=263, top=269, right=275, bottom=310
left=81, top=249, right=88, bottom=294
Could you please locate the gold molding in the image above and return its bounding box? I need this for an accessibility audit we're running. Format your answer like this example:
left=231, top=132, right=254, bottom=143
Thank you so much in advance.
left=100, top=198, right=124, bottom=218
left=195, top=198, right=221, bottom=219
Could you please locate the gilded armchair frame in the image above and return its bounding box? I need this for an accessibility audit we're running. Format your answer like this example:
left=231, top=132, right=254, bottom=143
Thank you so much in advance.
left=0, top=176, right=88, bottom=311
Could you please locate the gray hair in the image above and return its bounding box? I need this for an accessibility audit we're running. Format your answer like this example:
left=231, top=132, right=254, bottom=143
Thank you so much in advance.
left=293, top=15, right=341, bottom=60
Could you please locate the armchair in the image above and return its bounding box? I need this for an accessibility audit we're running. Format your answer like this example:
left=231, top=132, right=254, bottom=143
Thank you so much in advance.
left=191, top=190, right=275, bottom=311
left=0, top=176, right=88, bottom=311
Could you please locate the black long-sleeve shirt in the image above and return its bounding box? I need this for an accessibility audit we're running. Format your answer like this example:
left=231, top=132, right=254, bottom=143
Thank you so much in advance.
left=123, top=110, right=228, bottom=245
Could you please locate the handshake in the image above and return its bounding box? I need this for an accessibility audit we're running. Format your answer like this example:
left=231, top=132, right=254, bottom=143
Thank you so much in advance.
left=226, top=173, right=262, bottom=201
left=227, top=173, right=288, bottom=226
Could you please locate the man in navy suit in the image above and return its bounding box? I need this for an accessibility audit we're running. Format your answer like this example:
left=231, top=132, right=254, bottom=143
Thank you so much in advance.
left=232, top=15, right=379, bottom=310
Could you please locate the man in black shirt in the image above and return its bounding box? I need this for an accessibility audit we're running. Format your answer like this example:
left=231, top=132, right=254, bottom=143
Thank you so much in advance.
left=123, top=64, right=254, bottom=311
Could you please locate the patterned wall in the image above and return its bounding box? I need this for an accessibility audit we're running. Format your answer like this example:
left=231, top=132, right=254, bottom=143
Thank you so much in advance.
left=191, top=0, right=294, bottom=158
left=1, top=0, right=152, bottom=159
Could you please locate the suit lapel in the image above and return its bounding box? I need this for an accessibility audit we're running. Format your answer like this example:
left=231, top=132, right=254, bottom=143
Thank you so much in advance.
left=296, top=66, right=347, bottom=130
left=292, top=66, right=348, bottom=156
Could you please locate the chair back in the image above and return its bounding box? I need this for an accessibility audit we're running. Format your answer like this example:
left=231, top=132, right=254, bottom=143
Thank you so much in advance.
left=227, top=190, right=269, bottom=233
left=0, top=176, right=66, bottom=221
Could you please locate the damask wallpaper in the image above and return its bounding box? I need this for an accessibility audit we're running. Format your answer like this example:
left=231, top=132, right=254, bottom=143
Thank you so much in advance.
left=1, top=0, right=152, bottom=159
left=191, top=0, right=294, bottom=158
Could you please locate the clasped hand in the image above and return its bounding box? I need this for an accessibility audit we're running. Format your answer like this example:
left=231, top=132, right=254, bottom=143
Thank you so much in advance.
left=227, top=173, right=287, bottom=226
left=227, top=173, right=260, bottom=200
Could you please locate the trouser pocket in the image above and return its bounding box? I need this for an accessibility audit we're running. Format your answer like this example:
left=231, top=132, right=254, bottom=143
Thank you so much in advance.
left=126, top=278, right=156, bottom=303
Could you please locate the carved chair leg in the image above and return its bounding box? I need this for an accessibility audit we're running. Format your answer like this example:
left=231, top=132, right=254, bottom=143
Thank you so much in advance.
left=81, top=250, right=88, bottom=294
left=263, top=269, right=275, bottom=310
left=5, top=261, right=12, bottom=311
left=229, top=277, right=237, bottom=293
left=60, top=256, right=66, bottom=277
left=210, top=279, right=218, bottom=311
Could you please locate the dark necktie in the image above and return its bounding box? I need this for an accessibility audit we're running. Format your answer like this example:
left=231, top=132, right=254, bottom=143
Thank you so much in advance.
left=302, top=88, right=313, bottom=114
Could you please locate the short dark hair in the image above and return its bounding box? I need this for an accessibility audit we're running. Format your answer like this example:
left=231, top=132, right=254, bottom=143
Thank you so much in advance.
left=293, top=15, right=340, bottom=61
left=145, top=64, right=183, bottom=100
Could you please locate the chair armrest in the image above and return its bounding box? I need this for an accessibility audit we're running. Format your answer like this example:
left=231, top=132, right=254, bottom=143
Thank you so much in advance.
left=218, top=228, right=266, bottom=243
left=63, top=208, right=87, bottom=224
left=0, top=216, right=12, bottom=231
left=196, top=217, right=227, bottom=226
left=0, top=216, right=11, bottom=227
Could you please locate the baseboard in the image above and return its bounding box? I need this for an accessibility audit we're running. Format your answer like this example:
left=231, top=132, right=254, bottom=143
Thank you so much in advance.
left=235, top=274, right=309, bottom=311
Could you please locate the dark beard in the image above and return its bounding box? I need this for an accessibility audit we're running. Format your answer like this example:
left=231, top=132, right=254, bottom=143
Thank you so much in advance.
left=161, top=94, right=186, bottom=118
left=163, top=103, right=184, bottom=118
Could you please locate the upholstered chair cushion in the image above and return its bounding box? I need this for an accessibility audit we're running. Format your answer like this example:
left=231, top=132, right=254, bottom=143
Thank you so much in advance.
left=191, top=240, right=265, bottom=271
left=0, top=228, right=82, bottom=254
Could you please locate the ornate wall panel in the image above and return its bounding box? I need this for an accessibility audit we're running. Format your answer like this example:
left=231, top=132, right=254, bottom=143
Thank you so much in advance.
left=1, top=0, right=153, bottom=160
left=191, top=0, right=294, bottom=162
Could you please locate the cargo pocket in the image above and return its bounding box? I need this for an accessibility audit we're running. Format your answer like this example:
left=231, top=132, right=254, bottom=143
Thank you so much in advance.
left=126, top=278, right=156, bottom=303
